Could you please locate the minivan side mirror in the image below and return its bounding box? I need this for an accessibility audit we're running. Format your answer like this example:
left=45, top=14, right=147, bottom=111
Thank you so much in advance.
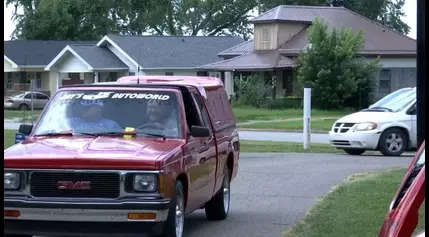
left=407, top=105, right=417, bottom=115
left=190, top=125, right=210, bottom=137
left=18, top=124, right=33, bottom=135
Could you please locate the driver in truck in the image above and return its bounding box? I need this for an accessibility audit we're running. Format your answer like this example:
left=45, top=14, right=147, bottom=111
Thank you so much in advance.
left=141, top=98, right=179, bottom=136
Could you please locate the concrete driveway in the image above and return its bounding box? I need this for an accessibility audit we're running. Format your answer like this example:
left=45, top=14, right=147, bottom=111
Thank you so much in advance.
left=183, top=152, right=412, bottom=237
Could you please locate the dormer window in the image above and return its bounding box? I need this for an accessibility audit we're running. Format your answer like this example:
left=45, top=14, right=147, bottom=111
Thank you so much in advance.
left=262, top=28, right=270, bottom=43
left=261, top=28, right=270, bottom=49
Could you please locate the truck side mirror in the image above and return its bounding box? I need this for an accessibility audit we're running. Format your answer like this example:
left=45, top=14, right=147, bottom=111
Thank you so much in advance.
left=18, top=124, right=33, bottom=135
left=190, top=125, right=210, bottom=137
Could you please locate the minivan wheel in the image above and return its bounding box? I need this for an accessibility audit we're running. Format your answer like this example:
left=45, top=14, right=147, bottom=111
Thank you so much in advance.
left=205, top=166, right=231, bottom=221
left=161, top=181, right=185, bottom=237
left=378, top=128, right=408, bottom=156
left=18, top=104, right=29, bottom=110
left=343, top=149, right=366, bottom=155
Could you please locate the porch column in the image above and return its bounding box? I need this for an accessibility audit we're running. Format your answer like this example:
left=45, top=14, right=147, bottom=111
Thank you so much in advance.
left=224, top=71, right=234, bottom=99
left=56, top=73, right=60, bottom=90
left=94, top=72, right=99, bottom=83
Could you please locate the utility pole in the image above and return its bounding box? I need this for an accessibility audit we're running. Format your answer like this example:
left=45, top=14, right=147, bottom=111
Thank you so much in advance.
left=416, top=0, right=425, bottom=147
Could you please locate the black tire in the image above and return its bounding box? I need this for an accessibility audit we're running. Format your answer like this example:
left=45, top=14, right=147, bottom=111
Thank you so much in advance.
left=161, top=181, right=185, bottom=237
left=205, top=166, right=231, bottom=221
left=18, top=104, right=29, bottom=110
left=378, top=128, right=408, bottom=156
left=344, top=149, right=366, bottom=155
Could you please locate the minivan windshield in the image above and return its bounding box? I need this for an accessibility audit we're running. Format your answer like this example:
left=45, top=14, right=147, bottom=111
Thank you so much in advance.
left=364, top=89, right=416, bottom=112
left=369, top=88, right=415, bottom=109
left=32, top=89, right=182, bottom=138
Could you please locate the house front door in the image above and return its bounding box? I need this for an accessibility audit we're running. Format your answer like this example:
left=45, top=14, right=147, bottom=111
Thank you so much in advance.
left=62, top=73, right=84, bottom=86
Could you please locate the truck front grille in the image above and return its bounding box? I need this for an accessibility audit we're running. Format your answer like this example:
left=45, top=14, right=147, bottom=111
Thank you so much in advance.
left=30, top=171, right=120, bottom=199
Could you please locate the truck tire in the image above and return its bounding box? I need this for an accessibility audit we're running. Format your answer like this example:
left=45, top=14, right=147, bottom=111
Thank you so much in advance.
left=161, top=181, right=185, bottom=237
left=378, top=128, right=408, bottom=156
left=344, top=149, right=366, bottom=155
left=205, top=166, right=231, bottom=221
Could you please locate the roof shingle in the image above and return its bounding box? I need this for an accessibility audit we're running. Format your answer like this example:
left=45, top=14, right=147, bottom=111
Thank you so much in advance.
left=69, top=44, right=128, bottom=69
left=4, top=40, right=96, bottom=66
left=106, top=35, right=245, bottom=68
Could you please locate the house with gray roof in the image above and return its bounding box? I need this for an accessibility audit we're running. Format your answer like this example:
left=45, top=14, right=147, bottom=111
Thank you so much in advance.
left=198, top=5, right=417, bottom=100
left=4, top=35, right=244, bottom=96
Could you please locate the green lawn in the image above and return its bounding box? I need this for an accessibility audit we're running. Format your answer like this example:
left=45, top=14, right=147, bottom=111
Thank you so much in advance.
left=240, top=119, right=336, bottom=131
left=283, top=168, right=425, bottom=237
left=232, top=107, right=350, bottom=123
left=240, top=140, right=340, bottom=153
left=4, top=130, right=339, bottom=153
left=4, top=110, right=42, bottom=121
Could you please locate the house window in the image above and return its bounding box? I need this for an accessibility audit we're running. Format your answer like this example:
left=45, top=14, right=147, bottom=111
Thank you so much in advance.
left=35, top=72, right=42, bottom=89
left=6, top=72, right=13, bottom=90
left=109, top=72, right=118, bottom=82
left=379, top=69, right=391, bottom=93
left=262, top=28, right=270, bottom=42
left=197, top=71, right=209, bottom=76
left=165, top=72, right=174, bottom=76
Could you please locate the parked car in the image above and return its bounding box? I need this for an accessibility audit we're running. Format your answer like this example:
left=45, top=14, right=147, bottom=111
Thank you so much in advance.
left=378, top=141, right=425, bottom=237
left=4, top=91, right=50, bottom=110
left=4, top=76, right=240, bottom=237
left=329, top=88, right=417, bottom=156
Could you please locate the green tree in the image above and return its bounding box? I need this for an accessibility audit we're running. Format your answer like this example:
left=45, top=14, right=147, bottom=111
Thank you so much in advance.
left=6, top=0, right=258, bottom=40
left=295, top=18, right=380, bottom=110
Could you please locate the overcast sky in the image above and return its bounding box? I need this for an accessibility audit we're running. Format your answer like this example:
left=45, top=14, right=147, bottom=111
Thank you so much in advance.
left=3, top=0, right=417, bottom=40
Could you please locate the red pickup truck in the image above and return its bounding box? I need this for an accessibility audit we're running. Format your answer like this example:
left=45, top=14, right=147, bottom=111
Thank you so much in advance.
left=4, top=76, right=240, bottom=237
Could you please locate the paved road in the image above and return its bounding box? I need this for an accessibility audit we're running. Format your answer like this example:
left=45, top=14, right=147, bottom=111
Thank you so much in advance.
left=239, top=130, right=330, bottom=144
left=27, top=152, right=411, bottom=237
left=183, top=152, right=411, bottom=237
left=5, top=122, right=330, bottom=143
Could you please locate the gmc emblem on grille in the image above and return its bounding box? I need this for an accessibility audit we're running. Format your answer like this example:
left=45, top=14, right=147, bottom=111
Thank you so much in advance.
left=56, top=181, right=91, bottom=190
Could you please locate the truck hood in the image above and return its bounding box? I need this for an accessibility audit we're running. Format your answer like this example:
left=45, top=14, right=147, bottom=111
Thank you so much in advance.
left=4, top=136, right=185, bottom=169
left=337, top=111, right=397, bottom=123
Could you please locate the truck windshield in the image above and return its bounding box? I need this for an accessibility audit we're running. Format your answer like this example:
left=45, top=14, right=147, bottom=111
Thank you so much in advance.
left=32, top=89, right=182, bottom=138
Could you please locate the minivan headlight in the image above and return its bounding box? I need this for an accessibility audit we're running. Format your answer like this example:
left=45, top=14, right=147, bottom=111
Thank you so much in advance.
left=4, top=172, right=20, bottom=190
left=354, top=122, right=377, bottom=131
left=133, top=174, right=158, bottom=192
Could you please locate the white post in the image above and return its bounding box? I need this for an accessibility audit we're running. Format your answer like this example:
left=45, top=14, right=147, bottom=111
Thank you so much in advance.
left=303, top=88, right=312, bottom=149
left=30, top=79, right=35, bottom=125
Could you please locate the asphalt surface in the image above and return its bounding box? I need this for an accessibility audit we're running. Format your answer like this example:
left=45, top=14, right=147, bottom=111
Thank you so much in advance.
left=25, top=153, right=410, bottom=237
left=239, top=130, right=330, bottom=144
left=182, top=152, right=412, bottom=237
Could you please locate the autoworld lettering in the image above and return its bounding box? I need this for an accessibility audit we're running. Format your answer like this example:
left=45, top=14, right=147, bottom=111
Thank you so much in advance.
left=111, top=93, right=170, bottom=100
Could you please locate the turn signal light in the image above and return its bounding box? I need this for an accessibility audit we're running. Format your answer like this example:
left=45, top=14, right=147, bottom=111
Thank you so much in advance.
left=127, top=212, right=156, bottom=220
left=4, top=210, right=20, bottom=218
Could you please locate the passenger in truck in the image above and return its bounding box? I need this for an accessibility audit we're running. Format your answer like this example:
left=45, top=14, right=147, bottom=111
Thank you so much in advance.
left=69, top=99, right=122, bottom=130
left=139, top=98, right=179, bottom=137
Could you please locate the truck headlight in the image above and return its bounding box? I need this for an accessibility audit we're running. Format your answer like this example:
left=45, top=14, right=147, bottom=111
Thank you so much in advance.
left=4, top=172, right=20, bottom=190
left=133, top=174, right=158, bottom=192
left=354, top=122, right=377, bottom=131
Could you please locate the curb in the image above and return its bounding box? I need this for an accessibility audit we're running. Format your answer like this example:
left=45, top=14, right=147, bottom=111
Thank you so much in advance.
left=238, top=128, right=329, bottom=134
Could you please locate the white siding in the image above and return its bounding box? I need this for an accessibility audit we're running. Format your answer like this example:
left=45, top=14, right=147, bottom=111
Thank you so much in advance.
left=107, top=45, right=136, bottom=72
left=55, top=53, right=91, bottom=73
left=365, top=57, right=417, bottom=68
left=4, top=60, right=20, bottom=72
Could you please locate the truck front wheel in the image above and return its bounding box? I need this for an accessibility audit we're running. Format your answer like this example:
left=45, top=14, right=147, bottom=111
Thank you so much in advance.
left=205, top=166, right=231, bottom=221
left=161, top=181, right=185, bottom=237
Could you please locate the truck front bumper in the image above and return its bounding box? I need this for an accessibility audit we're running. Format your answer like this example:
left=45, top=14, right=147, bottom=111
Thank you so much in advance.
left=4, top=198, right=171, bottom=237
